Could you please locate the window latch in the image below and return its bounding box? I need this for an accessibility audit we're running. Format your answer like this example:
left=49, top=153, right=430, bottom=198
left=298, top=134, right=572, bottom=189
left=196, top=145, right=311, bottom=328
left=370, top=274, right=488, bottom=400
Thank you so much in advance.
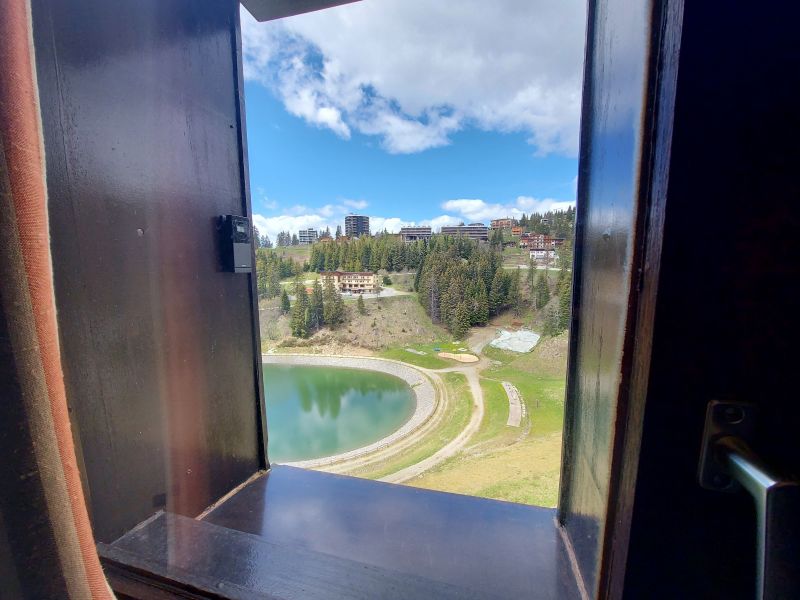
left=698, top=401, right=800, bottom=600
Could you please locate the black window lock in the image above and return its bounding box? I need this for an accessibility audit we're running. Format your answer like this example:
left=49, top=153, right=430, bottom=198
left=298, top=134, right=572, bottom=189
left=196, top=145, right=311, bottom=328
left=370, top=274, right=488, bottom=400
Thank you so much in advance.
left=219, top=214, right=253, bottom=273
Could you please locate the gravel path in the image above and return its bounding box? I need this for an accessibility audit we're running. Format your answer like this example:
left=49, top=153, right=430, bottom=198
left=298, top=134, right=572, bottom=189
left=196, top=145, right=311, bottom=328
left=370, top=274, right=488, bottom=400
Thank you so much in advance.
left=502, top=381, right=524, bottom=427
left=381, top=366, right=484, bottom=484
left=262, top=354, right=436, bottom=469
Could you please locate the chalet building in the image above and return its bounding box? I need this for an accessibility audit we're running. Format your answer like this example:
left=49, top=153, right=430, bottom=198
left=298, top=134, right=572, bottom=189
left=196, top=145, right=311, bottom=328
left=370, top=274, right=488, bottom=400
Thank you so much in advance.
left=440, top=223, right=489, bottom=241
left=320, top=271, right=379, bottom=294
left=400, top=226, right=432, bottom=243
left=490, top=217, right=517, bottom=229
left=521, top=234, right=566, bottom=250
left=511, top=226, right=523, bottom=236
left=298, top=228, right=318, bottom=245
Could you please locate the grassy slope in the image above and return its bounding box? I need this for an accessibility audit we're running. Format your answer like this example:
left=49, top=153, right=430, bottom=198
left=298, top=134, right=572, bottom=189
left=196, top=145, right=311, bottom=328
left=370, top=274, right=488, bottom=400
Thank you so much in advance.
left=471, top=379, right=509, bottom=445
left=265, top=295, right=451, bottom=353
left=380, top=348, right=449, bottom=369
left=380, top=340, right=472, bottom=370
left=353, top=372, right=473, bottom=480
left=409, top=333, right=569, bottom=507
left=272, top=245, right=312, bottom=266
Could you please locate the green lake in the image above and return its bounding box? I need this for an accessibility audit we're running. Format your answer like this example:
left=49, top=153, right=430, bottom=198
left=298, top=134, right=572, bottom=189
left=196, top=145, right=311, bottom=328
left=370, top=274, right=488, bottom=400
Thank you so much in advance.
left=263, top=365, right=415, bottom=463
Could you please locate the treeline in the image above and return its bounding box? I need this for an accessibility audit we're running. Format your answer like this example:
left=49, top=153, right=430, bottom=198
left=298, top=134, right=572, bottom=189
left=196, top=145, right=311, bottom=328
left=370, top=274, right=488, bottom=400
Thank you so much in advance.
left=415, top=237, right=574, bottom=339
left=252, top=225, right=273, bottom=249
left=529, top=254, right=572, bottom=337
left=518, top=207, right=576, bottom=239
left=255, top=249, right=299, bottom=298
left=308, top=234, right=476, bottom=273
left=416, top=242, right=523, bottom=339
left=288, top=277, right=346, bottom=338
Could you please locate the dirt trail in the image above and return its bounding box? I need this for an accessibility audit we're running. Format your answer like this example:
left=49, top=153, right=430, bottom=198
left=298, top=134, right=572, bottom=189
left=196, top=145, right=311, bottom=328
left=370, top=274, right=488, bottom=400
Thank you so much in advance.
left=381, top=362, right=485, bottom=484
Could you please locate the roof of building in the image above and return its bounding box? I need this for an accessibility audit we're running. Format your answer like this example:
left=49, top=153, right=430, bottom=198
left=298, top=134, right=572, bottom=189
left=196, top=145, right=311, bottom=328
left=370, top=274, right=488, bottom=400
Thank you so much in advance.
left=320, top=271, right=376, bottom=276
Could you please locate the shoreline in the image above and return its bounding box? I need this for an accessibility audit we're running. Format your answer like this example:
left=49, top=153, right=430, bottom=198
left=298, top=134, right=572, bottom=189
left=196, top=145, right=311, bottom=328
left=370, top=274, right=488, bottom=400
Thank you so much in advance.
left=261, top=354, right=437, bottom=469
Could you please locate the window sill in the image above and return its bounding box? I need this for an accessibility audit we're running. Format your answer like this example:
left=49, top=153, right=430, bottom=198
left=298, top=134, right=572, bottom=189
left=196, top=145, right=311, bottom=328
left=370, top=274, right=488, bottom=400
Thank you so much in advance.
left=99, top=466, right=581, bottom=599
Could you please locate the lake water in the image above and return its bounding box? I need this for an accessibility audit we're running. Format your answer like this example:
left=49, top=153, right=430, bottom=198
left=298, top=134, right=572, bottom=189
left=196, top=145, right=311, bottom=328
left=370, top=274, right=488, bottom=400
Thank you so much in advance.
left=263, top=364, right=415, bottom=463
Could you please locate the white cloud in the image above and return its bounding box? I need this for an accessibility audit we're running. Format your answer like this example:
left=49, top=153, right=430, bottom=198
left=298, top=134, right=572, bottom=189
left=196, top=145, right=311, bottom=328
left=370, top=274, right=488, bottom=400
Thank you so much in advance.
left=423, top=215, right=464, bottom=231
left=252, top=213, right=332, bottom=242
left=441, top=197, right=575, bottom=223
left=369, top=216, right=414, bottom=234
left=241, top=0, right=585, bottom=155
left=342, top=199, right=368, bottom=210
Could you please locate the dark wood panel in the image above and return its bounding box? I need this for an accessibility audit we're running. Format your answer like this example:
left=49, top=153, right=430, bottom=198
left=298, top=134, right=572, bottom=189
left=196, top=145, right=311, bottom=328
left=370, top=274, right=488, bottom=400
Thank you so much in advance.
left=622, top=1, right=800, bottom=598
left=558, top=0, right=665, bottom=595
left=101, top=511, right=502, bottom=599
left=32, top=0, right=264, bottom=543
left=202, top=466, right=581, bottom=600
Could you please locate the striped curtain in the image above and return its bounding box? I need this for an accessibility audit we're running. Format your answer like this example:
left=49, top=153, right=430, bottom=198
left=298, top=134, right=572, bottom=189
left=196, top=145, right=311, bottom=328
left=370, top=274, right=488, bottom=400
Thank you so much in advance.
left=0, top=1, right=114, bottom=598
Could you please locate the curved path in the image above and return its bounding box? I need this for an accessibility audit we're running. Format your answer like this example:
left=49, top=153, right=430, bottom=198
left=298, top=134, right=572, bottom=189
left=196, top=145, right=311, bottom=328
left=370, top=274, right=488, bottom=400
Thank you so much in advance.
left=262, top=354, right=436, bottom=469
left=380, top=365, right=484, bottom=484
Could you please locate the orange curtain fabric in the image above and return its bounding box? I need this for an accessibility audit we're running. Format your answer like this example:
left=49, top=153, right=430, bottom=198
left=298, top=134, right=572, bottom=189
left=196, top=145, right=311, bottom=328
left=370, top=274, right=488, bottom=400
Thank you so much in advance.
left=0, top=1, right=113, bottom=598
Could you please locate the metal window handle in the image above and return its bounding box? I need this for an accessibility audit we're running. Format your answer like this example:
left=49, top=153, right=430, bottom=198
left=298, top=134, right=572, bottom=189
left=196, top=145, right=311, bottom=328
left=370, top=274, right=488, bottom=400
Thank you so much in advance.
left=699, top=401, right=800, bottom=600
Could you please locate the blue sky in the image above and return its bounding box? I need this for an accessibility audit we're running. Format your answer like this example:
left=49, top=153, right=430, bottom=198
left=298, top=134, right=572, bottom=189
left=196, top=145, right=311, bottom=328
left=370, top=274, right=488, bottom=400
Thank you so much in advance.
left=240, top=0, right=585, bottom=241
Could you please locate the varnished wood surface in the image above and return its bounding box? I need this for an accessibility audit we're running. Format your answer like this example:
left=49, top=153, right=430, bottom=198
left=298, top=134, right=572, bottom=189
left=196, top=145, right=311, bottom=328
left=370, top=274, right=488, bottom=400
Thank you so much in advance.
left=32, top=0, right=264, bottom=543
left=101, top=511, right=504, bottom=599
left=558, top=0, right=662, bottom=595
left=200, top=466, right=581, bottom=599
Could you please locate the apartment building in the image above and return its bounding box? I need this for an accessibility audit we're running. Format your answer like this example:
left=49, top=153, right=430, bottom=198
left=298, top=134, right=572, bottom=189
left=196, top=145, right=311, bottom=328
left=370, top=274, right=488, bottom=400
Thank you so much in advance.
left=400, top=226, right=432, bottom=243
left=529, top=248, right=558, bottom=261
left=344, top=214, right=370, bottom=238
left=320, top=271, right=379, bottom=294
left=298, top=228, right=318, bottom=245
left=490, top=217, right=517, bottom=229
left=440, top=223, right=489, bottom=241
left=520, top=233, right=566, bottom=249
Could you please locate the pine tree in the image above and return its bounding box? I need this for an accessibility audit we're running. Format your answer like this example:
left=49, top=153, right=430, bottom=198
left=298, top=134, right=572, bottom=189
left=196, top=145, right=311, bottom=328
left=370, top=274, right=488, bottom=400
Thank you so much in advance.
left=335, top=225, right=342, bottom=239
left=490, top=228, right=504, bottom=248
left=308, top=280, right=324, bottom=331
left=452, top=302, right=471, bottom=340
left=474, top=282, right=489, bottom=325
left=489, top=269, right=507, bottom=316
left=267, top=263, right=281, bottom=298
left=280, top=287, right=291, bottom=314
left=290, top=278, right=308, bottom=337
left=527, top=257, right=536, bottom=295
left=542, top=306, right=560, bottom=337
left=323, top=278, right=345, bottom=327
left=557, top=240, right=573, bottom=272
left=535, top=272, right=550, bottom=309
left=510, top=267, right=523, bottom=317
left=557, top=277, right=572, bottom=331
left=357, top=294, right=367, bottom=315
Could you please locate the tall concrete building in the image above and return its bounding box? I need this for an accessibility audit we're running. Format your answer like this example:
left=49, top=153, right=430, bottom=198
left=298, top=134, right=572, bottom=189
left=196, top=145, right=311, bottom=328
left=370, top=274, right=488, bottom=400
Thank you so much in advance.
left=344, top=214, right=370, bottom=238
left=298, top=228, right=318, bottom=245
left=440, top=223, right=489, bottom=241
left=400, top=226, right=432, bottom=243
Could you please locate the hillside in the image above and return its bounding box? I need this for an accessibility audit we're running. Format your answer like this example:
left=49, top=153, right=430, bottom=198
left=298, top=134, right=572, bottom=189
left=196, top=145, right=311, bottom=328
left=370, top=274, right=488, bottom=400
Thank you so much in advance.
left=260, top=294, right=449, bottom=354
